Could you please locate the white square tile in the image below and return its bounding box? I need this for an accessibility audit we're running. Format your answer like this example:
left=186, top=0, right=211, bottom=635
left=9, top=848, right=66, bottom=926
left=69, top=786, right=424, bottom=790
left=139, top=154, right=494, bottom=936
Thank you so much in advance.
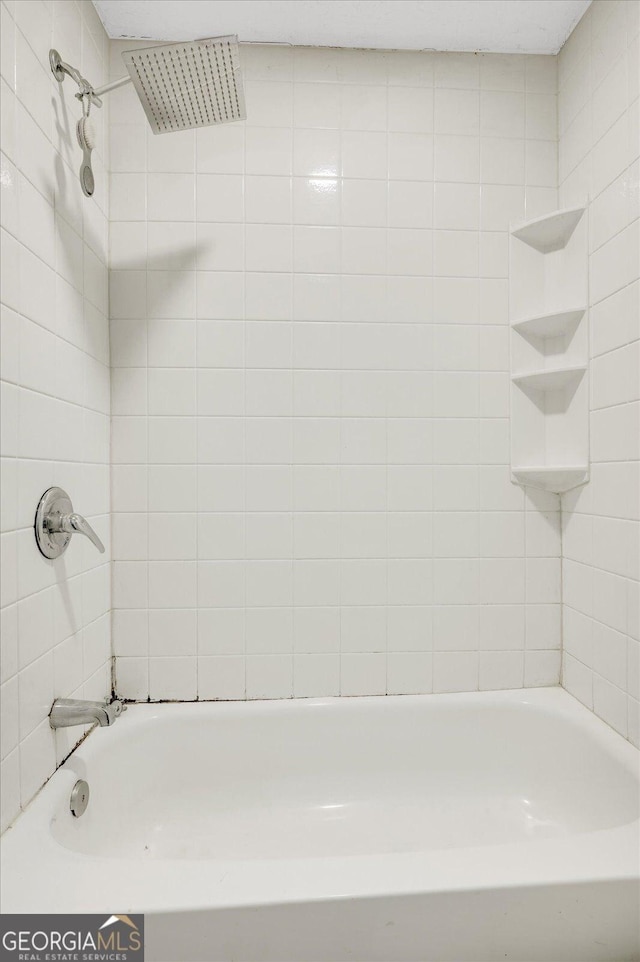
left=148, top=562, right=197, bottom=609
left=198, top=562, right=245, bottom=608
left=147, top=173, right=195, bottom=221
left=149, top=609, right=196, bottom=656
left=434, top=134, right=479, bottom=183
left=341, top=131, right=387, bottom=179
left=293, top=274, right=339, bottom=320
left=342, top=227, right=386, bottom=273
left=293, top=418, right=339, bottom=464
left=388, top=512, right=432, bottom=559
left=293, top=654, right=340, bottom=697
left=340, top=513, right=386, bottom=559
left=340, top=560, right=386, bottom=606
left=196, top=174, right=244, bottom=223
left=148, top=514, right=197, bottom=562
left=246, top=127, right=292, bottom=176
left=197, top=370, right=244, bottom=417
left=293, top=226, right=340, bottom=272
left=340, top=652, right=386, bottom=696
left=293, top=513, right=339, bottom=559
left=388, top=87, right=433, bottom=133
left=245, top=80, right=293, bottom=127
left=196, top=124, right=244, bottom=174
left=198, top=608, right=245, bottom=655
left=479, top=650, right=523, bottom=690
left=434, top=183, right=480, bottom=230
left=388, top=181, right=433, bottom=228
left=433, top=604, right=480, bottom=651
left=524, top=649, right=561, bottom=687
left=387, top=228, right=432, bottom=276
left=149, top=656, right=196, bottom=700
left=293, top=83, right=341, bottom=129
left=148, top=465, right=197, bottom=512
left=245, top=175, right=292, bottom=224
left=246, top=513, right=292, bottom=560
left=196, top=223, right=244, bottom=271
left=387, top=652, right=433, bottom=694
left=112, top=610, right=148, bottom=658
left=388, top=560, right=432, bottom=605
left=148, top=369, right=196, bottom=417
left=198, top=656, right=245, bottom=700
left=245, top=560, right=293, bottom=607
left=292, top=607, right=339, bottom=655
left=480, top=559, right=525, bottom=604
left=246, top=607, right=293, bottom=653
left=434, top=53, right=479, bottom=89
left=388, top=132, right=433, bottom=180
left=247, top=417, right=293, bottom=464
left=293, top=560, right=339, bottom=606
left=246, top=224, right=292, bottom=272
left=294, top=128, right=340, bottom=177
left=293, top=370, right=340, bottom=416
left=246, top=654, right=293, bottom=699
left=147, top=128, right=194, bottom=172
left=341, top=85, right=387, bottom=131
left=433, top=651, right=478, bottom=693
left=341, top=179, right=387, bottom=227
left=481, top=91, right=525, bottom=138
left=293, top=176, right=340, bottom=225
left=481, top=137, right=525, bottom=185
left=435, top=89, right=479, bottom=134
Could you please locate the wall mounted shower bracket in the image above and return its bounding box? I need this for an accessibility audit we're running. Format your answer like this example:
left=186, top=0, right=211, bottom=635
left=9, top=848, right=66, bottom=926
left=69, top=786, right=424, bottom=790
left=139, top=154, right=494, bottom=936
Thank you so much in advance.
left=49, top=49, right=134, bottom=105
left=49, top=49, right=103, bottom=106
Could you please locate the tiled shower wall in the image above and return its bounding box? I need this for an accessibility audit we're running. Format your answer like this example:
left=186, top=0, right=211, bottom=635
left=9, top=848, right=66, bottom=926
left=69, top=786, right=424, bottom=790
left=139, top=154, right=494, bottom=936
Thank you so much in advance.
left=0, top=0, right=111, bottom=832
left=110, top=43, right=563, bottom=703
left=558, top=0, right=640, bottom=745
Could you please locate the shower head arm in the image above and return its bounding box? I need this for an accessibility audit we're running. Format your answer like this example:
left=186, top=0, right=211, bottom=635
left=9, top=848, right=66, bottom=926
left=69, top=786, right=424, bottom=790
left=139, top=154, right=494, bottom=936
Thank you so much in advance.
left=91, top=74, right=133, bottom=99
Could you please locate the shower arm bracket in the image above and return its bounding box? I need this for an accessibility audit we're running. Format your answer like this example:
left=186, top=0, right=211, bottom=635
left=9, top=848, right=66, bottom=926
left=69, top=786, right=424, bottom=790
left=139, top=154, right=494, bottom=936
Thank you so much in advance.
left=49, top=49, right=132, bottom=108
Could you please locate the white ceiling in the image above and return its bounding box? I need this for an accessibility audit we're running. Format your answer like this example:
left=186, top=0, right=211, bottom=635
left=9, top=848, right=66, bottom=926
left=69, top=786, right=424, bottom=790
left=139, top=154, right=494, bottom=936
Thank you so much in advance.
left=93, top=0, right=591, bottom=55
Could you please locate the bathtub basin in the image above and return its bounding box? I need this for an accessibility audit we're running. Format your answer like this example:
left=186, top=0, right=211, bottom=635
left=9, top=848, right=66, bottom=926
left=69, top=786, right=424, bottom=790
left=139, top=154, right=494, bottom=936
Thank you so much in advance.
left=1, top=687, right=639, bottom=961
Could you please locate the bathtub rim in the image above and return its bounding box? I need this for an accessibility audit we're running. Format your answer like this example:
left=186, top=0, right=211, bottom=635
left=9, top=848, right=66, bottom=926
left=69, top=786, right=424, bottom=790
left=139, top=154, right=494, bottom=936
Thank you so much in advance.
left=1, top=686, right=639, bottom=916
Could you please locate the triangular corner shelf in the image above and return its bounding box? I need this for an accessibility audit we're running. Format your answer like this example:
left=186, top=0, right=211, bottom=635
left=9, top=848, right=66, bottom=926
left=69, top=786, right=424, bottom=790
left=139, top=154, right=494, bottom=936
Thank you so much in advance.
left=512, top=365, right=587, bottom=392
left=512, top=466, right=589, bottom=494
left=511, top=206, right=585, bottom=253
left=512, top=307, right=586, bottom=340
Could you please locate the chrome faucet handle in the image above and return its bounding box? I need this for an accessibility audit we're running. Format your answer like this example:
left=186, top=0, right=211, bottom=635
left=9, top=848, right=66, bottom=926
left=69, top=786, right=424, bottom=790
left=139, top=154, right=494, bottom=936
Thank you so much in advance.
left=35, top=487, right=105, bottom=559
left=59, top=512, right=105, bottom=553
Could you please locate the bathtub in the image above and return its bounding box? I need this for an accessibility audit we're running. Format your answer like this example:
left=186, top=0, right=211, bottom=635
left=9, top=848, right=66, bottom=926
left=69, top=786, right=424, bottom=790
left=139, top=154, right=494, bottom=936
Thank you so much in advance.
left=1, top=687, right=638, bottom=962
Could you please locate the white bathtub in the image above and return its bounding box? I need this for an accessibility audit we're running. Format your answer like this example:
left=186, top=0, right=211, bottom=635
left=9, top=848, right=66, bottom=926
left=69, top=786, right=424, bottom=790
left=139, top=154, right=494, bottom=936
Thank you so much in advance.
left=1, top=687, right=639, bottom=962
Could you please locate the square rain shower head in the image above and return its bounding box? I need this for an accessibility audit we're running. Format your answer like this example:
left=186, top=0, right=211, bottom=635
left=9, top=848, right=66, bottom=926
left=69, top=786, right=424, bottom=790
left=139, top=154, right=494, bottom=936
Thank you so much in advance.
left=121, top=35, right=246, bottom=135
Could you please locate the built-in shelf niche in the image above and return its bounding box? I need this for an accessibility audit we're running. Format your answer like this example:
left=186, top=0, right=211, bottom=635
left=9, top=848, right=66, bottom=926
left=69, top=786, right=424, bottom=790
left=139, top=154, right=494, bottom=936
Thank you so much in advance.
left=509, top=203, right=589, bottom=495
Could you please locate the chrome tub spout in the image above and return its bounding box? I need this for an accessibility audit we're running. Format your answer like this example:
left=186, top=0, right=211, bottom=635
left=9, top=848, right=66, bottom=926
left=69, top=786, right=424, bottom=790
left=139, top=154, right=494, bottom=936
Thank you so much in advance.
left=49, top=698, right=126, bottom=730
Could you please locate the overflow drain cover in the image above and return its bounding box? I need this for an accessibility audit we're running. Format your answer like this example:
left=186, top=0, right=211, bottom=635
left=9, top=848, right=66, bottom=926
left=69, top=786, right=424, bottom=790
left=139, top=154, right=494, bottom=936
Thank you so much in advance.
left=70, top=779, right=90, bottom=817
